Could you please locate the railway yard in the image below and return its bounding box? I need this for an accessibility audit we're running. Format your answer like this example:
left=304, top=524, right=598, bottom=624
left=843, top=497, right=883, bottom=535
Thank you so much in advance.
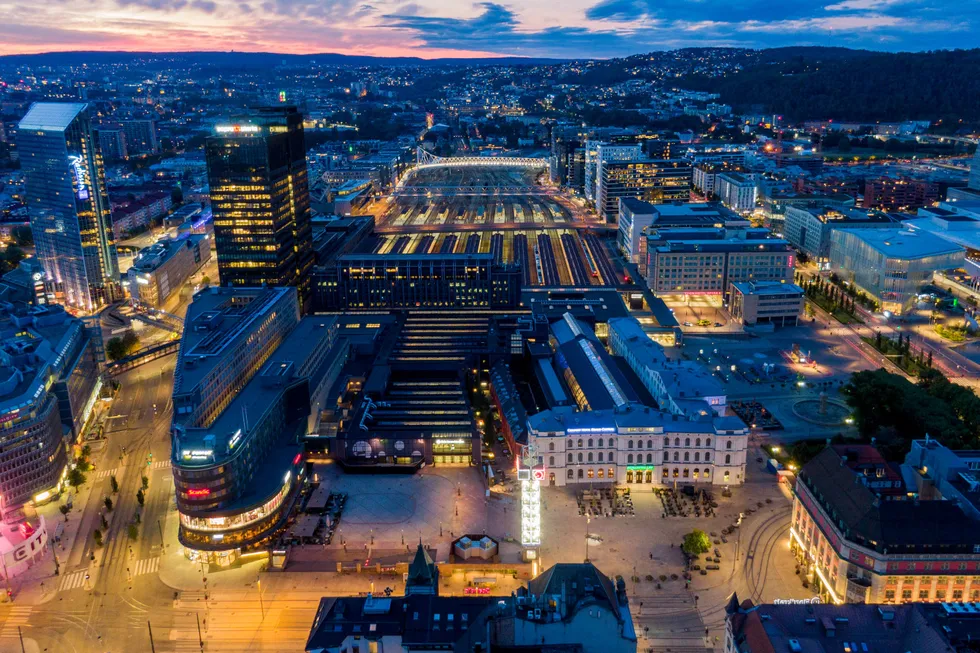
left=367, top=163, right=622, bottom=288
left=376, top=164, right=599, bottom=231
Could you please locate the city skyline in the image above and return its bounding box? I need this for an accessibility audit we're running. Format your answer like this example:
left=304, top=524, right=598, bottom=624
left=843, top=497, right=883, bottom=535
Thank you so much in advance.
left=1, top=0, right=979, bottom=59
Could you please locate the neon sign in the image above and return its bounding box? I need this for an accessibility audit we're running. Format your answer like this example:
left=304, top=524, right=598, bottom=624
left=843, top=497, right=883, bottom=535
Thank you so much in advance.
left=187, top=488, right=211, bottom=498
left=68, top=155, right=90, bottom=201
left=215, top=124, right=260, bottom=134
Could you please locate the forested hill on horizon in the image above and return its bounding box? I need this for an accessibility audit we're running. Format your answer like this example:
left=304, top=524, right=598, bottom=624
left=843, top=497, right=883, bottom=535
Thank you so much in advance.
left=3, top=47, right=979, bottom=123
left=678, top=48, right=980, bottom=123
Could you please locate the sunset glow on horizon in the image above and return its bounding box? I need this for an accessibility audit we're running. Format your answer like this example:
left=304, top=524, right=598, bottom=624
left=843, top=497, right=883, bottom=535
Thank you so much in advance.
left=1, top=0, right=978, bottom=60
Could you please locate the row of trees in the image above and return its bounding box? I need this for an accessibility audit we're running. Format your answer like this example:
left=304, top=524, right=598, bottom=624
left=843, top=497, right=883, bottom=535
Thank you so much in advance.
left=844, top=368, right=980, bottom=459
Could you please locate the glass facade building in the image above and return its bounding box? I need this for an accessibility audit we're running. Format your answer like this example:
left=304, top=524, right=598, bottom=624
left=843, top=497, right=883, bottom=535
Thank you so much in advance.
left=829, top=228, right=965, bottom=315
left=17, top=103, right=119, bottom=311
left=206, top=107, right=314, bottom=312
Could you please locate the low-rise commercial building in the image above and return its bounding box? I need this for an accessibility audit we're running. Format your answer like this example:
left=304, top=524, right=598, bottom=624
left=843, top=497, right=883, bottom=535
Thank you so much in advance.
left=608, top=316, right=725, bottom=417
left=0, top=304, right=101, bottom=521
left=829, top=227, right=964, bottom=315
left=729, top=280, right=804, bottom=327
left=171, top=286, right=347, bottom=564
left=126, top=234, right=211, bottom=308
left=783, top=204, right=895, bottom=262
left=792, top=444, right=980, bottom=606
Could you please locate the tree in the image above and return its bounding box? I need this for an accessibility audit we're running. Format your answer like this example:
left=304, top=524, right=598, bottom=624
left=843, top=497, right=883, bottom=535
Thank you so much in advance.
left=171, top=185, right=184, bottom=206
left=127, top=523, right=139, bottom=541
left=93, top=529, right=103, bottom=547
left=68, top=468, right=86, bottom=490
left=136, top=489, right=145, bottom=507
left=141, top=476, right=149, bottom=491
left=59, top=504, right=70, bottom=521
left=837, top=136, right=851, bottom=153
left=110, top=475, right=119, bottom=494
left=11, top=226, right=33, bottom=247
left=104, top=496, right=113, bottom=512
left=682, top=529, right=711, bottom=556
left=106, top=330, right=141, bottom=361
left=200, top=275, right=211, bottom=287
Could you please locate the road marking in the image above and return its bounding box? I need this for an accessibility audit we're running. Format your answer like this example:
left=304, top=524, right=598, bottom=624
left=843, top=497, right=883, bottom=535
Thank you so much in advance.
left=0, top=606, right=32, bottom=638
left=58, top=569, right=89, bottom=592
left=132, top=557, right=160, bottom=577
left=93, top=468, right=118, bottom=480
left=151, top=461, right=171, bottom=470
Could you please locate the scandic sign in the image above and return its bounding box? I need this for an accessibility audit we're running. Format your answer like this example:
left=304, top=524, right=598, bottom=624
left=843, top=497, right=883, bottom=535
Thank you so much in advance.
left=187, top=488, right=211, bottom=498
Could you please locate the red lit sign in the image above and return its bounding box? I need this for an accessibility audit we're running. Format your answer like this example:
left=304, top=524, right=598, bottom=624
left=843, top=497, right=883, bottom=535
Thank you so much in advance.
left=187, top=488, right=210, bottom=498
left=464, top=587, right=491, bottom=595
left=293, top=453, right=303, bottom=466
left=531, top=468, right=546, bottom=482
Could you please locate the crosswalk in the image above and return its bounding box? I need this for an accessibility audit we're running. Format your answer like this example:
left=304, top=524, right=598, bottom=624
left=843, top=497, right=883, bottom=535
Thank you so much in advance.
left=0, top=606, right=31, bottom=639
left=93, top=468, right=118, bottom=480
left=150, top=460, right=170, bottom=470
left=131, top=557, right=160, bottom=577
left=58, top=569, right=89, bottom=592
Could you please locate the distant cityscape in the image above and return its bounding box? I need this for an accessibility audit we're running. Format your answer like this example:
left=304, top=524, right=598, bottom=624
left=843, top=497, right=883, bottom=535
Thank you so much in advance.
left=0, top=45, right=977, bottom=653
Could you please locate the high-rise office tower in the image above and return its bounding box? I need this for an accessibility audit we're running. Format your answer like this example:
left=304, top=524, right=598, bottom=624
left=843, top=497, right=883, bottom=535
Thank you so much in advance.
left=206, top=106, right=314, bottom=311
left=17, top=103, right=119, bottom=311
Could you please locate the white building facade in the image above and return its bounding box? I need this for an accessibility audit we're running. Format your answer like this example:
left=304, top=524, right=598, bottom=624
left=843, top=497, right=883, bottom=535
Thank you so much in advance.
left=527, top=406, right=748, bottom=488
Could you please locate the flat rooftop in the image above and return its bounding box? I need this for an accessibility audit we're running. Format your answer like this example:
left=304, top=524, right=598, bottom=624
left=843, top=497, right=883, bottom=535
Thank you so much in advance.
left=835, top=228, right=965, bottom=260
left=176, top=286, right=297, bottom=394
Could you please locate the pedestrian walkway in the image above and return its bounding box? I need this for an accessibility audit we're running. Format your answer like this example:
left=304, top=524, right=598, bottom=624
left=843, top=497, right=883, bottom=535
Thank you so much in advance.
left=132, top=557, right=160, bottom=577
left=150, top=460, right=171, bottom=470
left=0, top=606, right=32, bottom=639
left=93, top=468, right=118, bottom=480
left=58, top=569, right=89, bottom=592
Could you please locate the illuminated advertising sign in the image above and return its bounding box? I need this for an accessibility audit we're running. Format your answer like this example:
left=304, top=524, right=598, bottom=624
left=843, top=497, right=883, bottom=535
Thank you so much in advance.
left=187, top=488, right=211, bottom=498
left=215, top=124, right=260, bottom=134
left=68, top=155, right=90, bottom=201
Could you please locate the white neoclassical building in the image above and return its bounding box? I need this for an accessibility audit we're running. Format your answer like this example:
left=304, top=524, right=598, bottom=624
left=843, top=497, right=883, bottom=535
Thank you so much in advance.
left=526, top=404, right=748, bottom=488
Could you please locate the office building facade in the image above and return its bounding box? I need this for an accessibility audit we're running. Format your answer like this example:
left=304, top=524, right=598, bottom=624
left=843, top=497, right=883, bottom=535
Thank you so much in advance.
left=597, top=159, right=692, bottom=222
left=783, top=204, right=895, bottom=262
left=172, top=286, right=346, bottom=563
left=206, top=107, right=315, bottom=312
left=126, top=234, right=211, bottom=308
left=647, top=237, right=795, bottom=296
left=715, top=172, right=757, bottom=214
left=314, top=253, right=521, bottom=311
left=0, top=304, right=101, bottom=522
left=729, top=280, right=804, bottom=326
left=18, top=103, right=119, bottom=311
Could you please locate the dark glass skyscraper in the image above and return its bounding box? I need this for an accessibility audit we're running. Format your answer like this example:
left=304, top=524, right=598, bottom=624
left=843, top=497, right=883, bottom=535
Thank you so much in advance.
left=205, top=107, right=314, bottom=312
left=17, top=103, right=119, bottom=311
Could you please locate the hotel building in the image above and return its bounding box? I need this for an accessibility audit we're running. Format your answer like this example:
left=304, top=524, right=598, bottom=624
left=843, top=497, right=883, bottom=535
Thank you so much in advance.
left=792, top=443, right=980, bottom=605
